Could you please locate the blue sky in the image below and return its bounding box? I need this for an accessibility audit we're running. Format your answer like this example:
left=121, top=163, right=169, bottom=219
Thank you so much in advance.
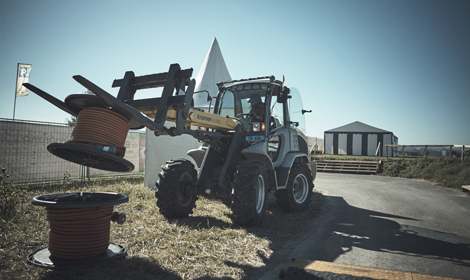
left=1, top=0, right=469, bottom=144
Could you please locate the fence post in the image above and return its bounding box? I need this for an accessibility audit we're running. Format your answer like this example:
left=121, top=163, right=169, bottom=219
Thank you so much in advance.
left=80, top=165, right=84, bottom=181
left=402, top=146, right=405, bottom=160
left=424, top=145, right=428, bottom=160
left=386, top=145, right=389, bottom=159
left=375, top=142, right=381, bottom=159
left=463, top=145, right=465, bottom=161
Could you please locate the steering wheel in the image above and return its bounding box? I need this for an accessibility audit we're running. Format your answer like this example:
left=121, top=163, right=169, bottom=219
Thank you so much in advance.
left=236, top=113, right=252, bottom=119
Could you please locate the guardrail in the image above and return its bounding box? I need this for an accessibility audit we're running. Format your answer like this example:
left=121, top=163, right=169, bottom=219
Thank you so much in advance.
left=385, top=145, right=469, bottom=160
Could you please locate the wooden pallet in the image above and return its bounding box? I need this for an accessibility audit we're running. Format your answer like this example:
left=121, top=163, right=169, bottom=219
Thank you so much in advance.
left=315, top=160, right=381, bottom=175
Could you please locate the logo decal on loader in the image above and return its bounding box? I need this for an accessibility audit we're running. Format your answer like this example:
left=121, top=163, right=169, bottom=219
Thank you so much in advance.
left=196, top=113, right=221, bottom=124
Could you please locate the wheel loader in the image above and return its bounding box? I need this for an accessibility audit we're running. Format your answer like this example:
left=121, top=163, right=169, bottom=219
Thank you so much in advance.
left=23, top=63, right=317, bottom=227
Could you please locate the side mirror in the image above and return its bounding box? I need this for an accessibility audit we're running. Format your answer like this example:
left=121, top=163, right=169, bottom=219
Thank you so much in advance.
left=277, top=87, right=290, bottom=103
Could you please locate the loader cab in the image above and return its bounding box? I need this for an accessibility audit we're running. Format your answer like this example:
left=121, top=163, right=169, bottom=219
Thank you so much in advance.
left=213, top=77, right=308, bottom=164
left=214, top=77, right=307, bottom=130
left=214, top=81, right=269, bottom=119
left=214, top=78, right=287, bottom=132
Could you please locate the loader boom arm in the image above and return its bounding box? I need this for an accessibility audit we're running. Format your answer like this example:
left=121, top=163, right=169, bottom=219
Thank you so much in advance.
left=23, top=63, right=238, bottom=135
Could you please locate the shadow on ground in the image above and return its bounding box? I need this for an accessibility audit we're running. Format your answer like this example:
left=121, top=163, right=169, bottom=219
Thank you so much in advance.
left=191, top=195, right=470, bottom=279
left=42, top=194, right=470, bottom=280
left=40, top=256, right=182, bottom=280
left=313, top=196, right=470, bottom=267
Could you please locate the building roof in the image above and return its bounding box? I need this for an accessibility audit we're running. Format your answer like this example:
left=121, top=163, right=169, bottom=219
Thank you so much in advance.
left=325, top=121, right=392, bottom=134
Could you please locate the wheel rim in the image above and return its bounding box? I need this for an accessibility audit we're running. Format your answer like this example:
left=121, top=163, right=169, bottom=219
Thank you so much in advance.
left=293, top=173, right=309, bottom=204
left=255, top=174, right=265, bottom=213
left=178, top=172, right=193, bottom=207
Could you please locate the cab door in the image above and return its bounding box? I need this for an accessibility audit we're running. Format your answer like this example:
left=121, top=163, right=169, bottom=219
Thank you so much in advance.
left=268, top=93, right=288, bottom=167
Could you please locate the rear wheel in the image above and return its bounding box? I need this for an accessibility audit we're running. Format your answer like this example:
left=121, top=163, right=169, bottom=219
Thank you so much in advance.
left=231, top=159, right=268, bottom=227
left=275, top=164, right=314, bottom=212
left=155, top=158, right=197, bottom=218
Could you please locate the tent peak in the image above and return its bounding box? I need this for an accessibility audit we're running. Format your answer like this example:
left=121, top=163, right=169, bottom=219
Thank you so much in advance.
left=193, top=38, right=231, bottom=108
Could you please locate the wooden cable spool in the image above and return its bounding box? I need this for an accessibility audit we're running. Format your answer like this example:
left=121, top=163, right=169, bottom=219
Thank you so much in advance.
left=47, top=106, right=135, bottom=172
left=28, top=192, right=128, bottom=267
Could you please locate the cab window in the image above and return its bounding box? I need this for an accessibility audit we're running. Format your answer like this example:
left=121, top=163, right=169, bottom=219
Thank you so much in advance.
left=218, top=90, right=235, bottom=117
left=270, top=99, right=284, bottom=128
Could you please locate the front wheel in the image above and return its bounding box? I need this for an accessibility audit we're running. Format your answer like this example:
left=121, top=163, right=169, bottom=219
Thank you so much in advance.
left=275, top=164, right=314, bottom=212
left=231, top=159, right=268, bottom=227
left=155, top=158, right=197, bottom=218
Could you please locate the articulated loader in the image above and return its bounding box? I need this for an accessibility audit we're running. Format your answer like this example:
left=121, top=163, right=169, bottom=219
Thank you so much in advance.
left=24, top=63, right=317, bottom=226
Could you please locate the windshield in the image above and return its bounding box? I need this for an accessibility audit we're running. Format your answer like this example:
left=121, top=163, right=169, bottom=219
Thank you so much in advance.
left=288, top=87, right=306, bottom=134
left=217, top=83, right=268, bottom=117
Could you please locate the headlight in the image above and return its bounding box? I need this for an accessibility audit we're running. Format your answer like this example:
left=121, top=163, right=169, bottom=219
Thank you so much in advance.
left=252, top=122, right=261, bottom=132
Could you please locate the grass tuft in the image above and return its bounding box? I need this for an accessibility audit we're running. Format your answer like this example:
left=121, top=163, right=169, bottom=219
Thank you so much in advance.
left=312, top=154, right=470, bottom=189
left=381, top=157, right=470, bottom=189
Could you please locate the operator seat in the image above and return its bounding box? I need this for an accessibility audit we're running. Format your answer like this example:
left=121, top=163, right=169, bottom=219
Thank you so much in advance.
left=248, top=94, right=264, bottom=122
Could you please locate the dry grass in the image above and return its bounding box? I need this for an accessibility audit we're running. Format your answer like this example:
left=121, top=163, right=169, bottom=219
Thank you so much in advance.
left=0, top=176, right=325, bottom=280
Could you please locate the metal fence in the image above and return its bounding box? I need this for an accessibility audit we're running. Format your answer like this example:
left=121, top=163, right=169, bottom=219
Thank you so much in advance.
left=385, top=144, right=470, bottom=160
left=0, top=118, right=145, bottom=183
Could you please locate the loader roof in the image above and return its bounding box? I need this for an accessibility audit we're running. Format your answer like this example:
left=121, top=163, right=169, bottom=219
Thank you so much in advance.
left=217, top=76, right=272, bottom=90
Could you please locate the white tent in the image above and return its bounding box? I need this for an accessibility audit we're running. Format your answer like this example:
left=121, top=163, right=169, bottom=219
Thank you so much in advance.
left=144, top=38, right=232, bottom=189
left=193, top=37, right=231, bottom=111
left=324, top=121, right=398, bottom=157
left=308, top=137, right=324, bottom=154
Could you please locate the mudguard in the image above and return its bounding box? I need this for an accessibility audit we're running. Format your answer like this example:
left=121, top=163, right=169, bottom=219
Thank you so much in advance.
left=309, top=160, right=317, bottom=181
left=187, top=144, right=207, bottom=168
left=241, top=142, right=274, bottom=170
left=276, top=152, right=311, bottom=189
left=241, top=142, right=278, bottom=189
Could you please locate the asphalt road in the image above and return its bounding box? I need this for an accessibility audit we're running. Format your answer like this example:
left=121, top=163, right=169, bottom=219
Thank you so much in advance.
left=263, top=173, right=470, bottom=280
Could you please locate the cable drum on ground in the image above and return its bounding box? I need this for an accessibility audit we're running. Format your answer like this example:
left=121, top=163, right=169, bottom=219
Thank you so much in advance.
left=46, top=205, right=114, bottom=259
left=28, top=192, right=129, bottom=267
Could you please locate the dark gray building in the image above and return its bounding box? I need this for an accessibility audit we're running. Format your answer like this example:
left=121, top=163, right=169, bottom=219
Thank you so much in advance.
left=324, top=121, right=398, bottom=156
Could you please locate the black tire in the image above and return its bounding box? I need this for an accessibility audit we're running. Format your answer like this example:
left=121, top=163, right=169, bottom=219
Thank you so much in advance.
left=220, top=197, right=232, bottom=208
left=231, top=159, right=268, bottom=227
left=275, top=164, right=314, bottom=212
left=155, top=158, right=197, bottom=218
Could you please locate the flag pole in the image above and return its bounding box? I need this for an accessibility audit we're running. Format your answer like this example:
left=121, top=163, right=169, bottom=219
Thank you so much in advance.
left=13, top=62, right=19, bottom=121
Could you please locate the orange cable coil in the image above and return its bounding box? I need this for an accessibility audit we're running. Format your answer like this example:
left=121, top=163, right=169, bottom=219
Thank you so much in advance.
left=65, top=107, right=129, bottom=150
left=46, top=205, right=114, bottom=259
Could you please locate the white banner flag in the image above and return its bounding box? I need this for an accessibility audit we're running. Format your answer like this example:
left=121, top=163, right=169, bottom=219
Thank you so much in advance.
left=16, top=63, right=32, bottom=97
